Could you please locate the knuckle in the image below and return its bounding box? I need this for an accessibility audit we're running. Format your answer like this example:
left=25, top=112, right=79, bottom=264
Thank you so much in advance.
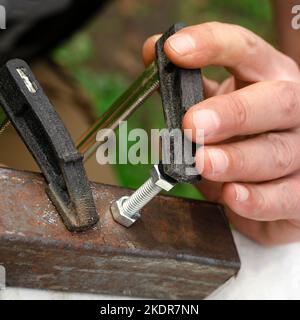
left=202, top=21, right=224, bottom=33
left=265, top=132, right=295, bottom=172
left=275, top=81, right=300, bottom=117
left=235, top=25, right=258, bottom=51
left=200, top=22, right=223, bottom=53
left=226, top=145, right=246, bottom=174
left=226, top=93, right=249, bottom=130
left=250, top=189, right=268, bottom=218
left=278, top=182, right=296, bottom=214
left=228, top=25, right=260, bottom=65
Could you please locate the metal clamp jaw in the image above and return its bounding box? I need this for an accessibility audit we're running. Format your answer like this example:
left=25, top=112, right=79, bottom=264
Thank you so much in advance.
left=0, top=59, right=98, bottom=232
left=0, top=24, right=203, bottom=232
left=156, top=22, right=204, bottom=183
left=110, top=23, right=205, bottom=227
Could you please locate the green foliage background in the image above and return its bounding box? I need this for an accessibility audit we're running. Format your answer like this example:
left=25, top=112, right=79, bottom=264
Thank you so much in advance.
left=53, top=0, right=274, bottom=200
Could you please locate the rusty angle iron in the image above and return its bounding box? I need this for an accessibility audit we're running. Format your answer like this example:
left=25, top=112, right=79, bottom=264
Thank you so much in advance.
left=0, top=59, right=98, bottom=232
left=0, top=168, right=240, bottom=299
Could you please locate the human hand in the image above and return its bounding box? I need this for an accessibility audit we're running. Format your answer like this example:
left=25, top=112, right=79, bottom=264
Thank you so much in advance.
left=143, top=22, right=300, bottom=245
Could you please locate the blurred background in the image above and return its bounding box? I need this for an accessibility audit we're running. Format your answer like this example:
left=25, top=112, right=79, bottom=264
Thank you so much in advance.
left=52, top=0, right=274, bottom=199
left=0, top=0, right=282, bottom=199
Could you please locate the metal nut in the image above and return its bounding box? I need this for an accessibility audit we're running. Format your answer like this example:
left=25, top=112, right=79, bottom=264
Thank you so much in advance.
left=110, top=196, right=140, bottom=227
left=151, top=164, right=176, bottom=191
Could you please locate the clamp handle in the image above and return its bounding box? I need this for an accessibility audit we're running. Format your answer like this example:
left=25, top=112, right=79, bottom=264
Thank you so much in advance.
left=156, top=23, right=204, bottom=183
left=0, top=59, right=99, bottom=232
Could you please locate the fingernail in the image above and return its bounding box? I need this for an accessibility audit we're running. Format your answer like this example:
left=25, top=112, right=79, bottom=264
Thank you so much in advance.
left=167, top=35, right=196, bottom=55
left=206, top=149, right=229, bottom=174
left=234, top=184, right=249, bottom=202
left=193, top=109, right=220, bottom=137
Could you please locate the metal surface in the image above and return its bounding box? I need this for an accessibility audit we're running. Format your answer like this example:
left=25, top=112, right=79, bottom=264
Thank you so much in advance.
left=123, top=178, right=161, bottom=215
left=111, top=196, right=140, bottom=227
left=156, top=23, right=203, bottom=183
left=150, top=163, right=177, bottom=191
left=111, top=164, right=177, bottom=227
left=0, top=167, right=240, bottom=299
left=77, top=61, right=159, bottom=161
left=112, top=179, right=161, bottom=227
left=0, top=59, right=98, bottom=232
left=108, top=23, right=205, bottom=225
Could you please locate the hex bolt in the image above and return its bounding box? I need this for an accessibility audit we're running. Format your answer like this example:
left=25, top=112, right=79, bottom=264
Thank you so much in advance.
left=110, top=164, right=177, bottom=227
left=123, top=177, right=162, bottom=217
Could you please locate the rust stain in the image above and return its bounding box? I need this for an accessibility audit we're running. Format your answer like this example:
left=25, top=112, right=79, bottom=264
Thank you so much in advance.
left=0, top=167, right=240, bottom=299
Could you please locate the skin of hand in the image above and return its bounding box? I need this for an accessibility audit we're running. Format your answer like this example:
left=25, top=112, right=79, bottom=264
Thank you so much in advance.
left=143, top=22, right=300, bottom=245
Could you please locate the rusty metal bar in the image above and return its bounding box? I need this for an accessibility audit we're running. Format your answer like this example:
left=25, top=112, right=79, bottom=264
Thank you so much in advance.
left=0, top=167, right=240, bottom=299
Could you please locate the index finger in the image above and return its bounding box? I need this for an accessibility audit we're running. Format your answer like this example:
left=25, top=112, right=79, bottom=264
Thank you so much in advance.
left=165, top=22, right=299, bottom=82
left=144, top=22, right=299, bottom=83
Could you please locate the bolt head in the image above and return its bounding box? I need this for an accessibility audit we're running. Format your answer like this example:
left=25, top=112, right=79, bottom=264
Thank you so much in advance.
left=110, top=196, right=140, bottom=228
left=151, top=164, right=176, bottom=191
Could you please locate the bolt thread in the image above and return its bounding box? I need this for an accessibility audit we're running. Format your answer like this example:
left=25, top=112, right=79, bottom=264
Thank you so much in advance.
left=123, top=178, right=161, bottom=217
left=0, top=120, right=11, bottom=135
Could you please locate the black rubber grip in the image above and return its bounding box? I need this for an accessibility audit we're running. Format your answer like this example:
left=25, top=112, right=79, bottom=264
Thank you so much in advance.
left=156, top=23, right=204, bottom=183
left=0, top=59, right=99, bottom=232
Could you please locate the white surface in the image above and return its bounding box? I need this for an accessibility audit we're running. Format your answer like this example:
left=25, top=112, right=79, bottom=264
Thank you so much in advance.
left=1, top=231, right=300, bottom=300
left=209, top=231, right=300, bottom=300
